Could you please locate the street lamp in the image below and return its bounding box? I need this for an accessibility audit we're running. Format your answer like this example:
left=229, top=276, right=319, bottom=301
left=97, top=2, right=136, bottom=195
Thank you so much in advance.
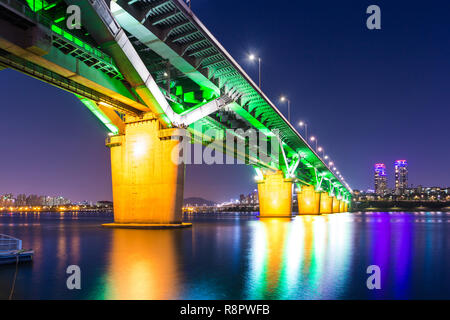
left=249, top=54, right=262, bottom=88
left=298, top=121, right=308, bottom=141
left=310, top=136, right=318, bottom=151
left=317, top=146, right=325, bottom=158
left=280, top=96, right=291, bottom=123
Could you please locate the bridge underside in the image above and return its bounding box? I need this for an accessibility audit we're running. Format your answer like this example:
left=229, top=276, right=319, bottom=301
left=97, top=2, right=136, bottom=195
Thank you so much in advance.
left=0, top=0, right=352, bottom=227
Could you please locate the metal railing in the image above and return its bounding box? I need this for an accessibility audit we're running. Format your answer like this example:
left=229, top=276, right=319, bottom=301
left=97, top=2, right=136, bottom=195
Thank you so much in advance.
left=0, top=48, right=141, bottom=115
left=0, top=0, right=121, bottom=77
left=0, top=0, right=52, bottom=28
left=0, top=234, right=22, bottom=252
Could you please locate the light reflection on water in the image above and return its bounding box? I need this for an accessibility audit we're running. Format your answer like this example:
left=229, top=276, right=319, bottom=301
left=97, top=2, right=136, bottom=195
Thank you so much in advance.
left=0, top=211, right=449, bottom=300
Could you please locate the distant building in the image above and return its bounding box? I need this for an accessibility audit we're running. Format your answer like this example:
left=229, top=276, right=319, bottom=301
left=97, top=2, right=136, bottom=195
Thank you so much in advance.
left=353, top=185, right=450, bottom=202
left=0, top=194, right=15, bottom=207
left=238, top=191, right=258, bottom=205
left=96, top=201, right=113, bottom=209
left=394, top=160, right=408, bottom=195
left=374, top=163, right=387, bottom=195
left=249, top=190, right=258, bottom=204
left=26, top=194, right=42, bottom=206
left=43, top=196, right=71, bottom=206
left=16, top=194, right=27, bottom=206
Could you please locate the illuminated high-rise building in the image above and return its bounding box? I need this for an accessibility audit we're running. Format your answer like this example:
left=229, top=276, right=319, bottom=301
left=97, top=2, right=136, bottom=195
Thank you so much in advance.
left=395, top=160, right=408, bottom=194
left=374, top=163, right=387, bottom=195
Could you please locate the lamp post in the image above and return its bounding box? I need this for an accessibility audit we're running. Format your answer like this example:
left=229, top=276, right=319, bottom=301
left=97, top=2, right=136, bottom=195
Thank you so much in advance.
left=298, top=121, right=308, bottom=141
left=317, top=146, right=325, bottom=158
left=310, top=136, right=318, bottom=151
left=280, top=96, right=291, bottom=123
left=249, top=54, right=261, bottom=88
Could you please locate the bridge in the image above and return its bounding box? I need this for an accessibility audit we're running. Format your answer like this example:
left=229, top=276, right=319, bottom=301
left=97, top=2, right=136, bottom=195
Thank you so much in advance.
left=0, top=0, right=351, bottom=228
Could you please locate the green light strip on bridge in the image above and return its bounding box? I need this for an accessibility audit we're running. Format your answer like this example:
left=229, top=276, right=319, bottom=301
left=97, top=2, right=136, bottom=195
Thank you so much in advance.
left=25, top=0, right=48, bottom=12
left=77, top=96, right=119, bottom=134
left=254, top=167, right=263, bottom=181
left=50, top=25, right=113, bottom=64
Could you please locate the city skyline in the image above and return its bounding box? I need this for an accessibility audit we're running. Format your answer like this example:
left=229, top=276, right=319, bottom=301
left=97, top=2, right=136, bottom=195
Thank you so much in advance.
left=374, top=160, right=410, bottom=195
left=0, top=0, right=449, bottom=202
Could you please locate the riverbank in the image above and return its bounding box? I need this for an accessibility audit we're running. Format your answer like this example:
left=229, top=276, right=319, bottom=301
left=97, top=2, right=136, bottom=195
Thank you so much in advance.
left=351, top=201, right=450, bottom=212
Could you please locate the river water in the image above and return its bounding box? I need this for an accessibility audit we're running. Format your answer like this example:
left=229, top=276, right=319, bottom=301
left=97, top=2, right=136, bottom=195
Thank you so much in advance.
left=0, top=211, right=449, bottom=300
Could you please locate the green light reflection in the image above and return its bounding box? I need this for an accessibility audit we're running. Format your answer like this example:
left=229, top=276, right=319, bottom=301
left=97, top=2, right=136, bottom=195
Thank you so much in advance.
left=245, top=215, right=352, bottom=299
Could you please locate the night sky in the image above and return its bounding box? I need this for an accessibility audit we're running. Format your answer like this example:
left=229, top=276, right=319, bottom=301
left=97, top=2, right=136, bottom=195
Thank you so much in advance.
left=0, top=0, right=449, bottom=202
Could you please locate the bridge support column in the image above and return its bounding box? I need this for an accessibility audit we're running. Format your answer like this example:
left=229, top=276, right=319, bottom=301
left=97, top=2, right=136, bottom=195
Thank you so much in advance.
left=339, top=200, right=345, bottom=212
left=297, top=185, right=321, bottom=215
left=257, top=171, right=293, bottom=218
left=344, top=201, right=349, bottom=212
left=332, top=197, right=341, bottom=213
left=319, top=192, right=333, bottom=214
left=103, top=114, right=191, bottom=229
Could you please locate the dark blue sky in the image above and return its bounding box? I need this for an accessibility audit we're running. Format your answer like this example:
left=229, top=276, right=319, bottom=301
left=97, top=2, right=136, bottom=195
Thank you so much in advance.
left=0, top=0, right=449, bottom=202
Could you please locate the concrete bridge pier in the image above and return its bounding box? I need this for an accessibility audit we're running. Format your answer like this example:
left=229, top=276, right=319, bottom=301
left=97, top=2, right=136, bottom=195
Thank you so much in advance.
left=103, top=114, right=191, bottom=229
left=332, top=197, right=341, bottom=213
left=319, top=192, right=333, bottom=214
left=297, top=185, right=321, bottom=215
left=257, top=171, right=293, bottom=218
left=339, top=200, right=345, bottom=212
